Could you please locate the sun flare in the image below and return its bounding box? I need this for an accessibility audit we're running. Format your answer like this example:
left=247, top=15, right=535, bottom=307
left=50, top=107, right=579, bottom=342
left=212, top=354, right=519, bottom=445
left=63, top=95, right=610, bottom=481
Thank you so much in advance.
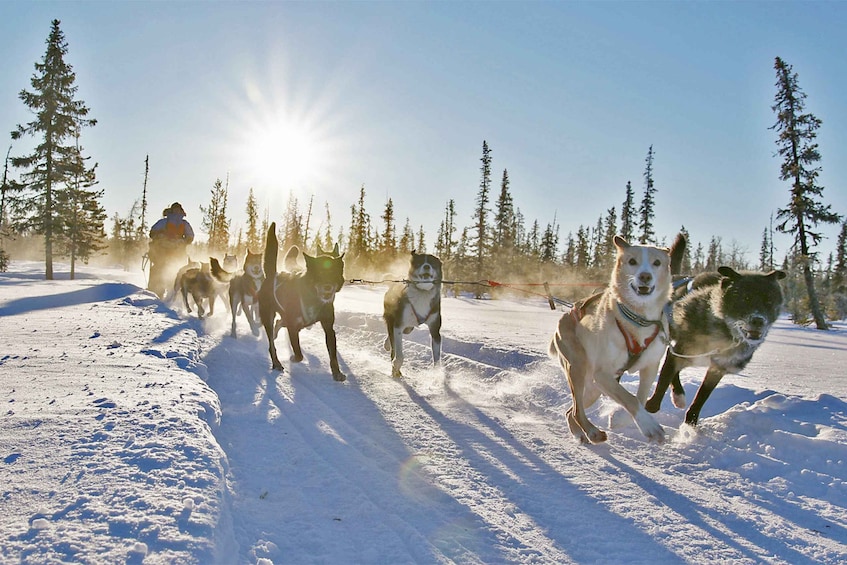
left=241, top=116, right=325, bottom=191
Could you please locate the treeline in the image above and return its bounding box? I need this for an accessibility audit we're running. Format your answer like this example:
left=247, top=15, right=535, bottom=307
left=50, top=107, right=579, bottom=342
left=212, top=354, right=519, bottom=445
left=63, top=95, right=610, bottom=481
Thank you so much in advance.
left=2, top=21, right=845, bottom=324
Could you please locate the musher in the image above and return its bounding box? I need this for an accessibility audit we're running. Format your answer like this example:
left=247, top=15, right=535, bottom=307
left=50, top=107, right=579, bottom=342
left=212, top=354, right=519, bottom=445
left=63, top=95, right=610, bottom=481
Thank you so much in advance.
left=147, top=202, right=195, bottom=299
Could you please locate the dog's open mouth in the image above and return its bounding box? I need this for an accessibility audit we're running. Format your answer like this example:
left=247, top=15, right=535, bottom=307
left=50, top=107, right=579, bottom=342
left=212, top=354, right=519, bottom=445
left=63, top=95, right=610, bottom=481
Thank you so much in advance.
left=631, top=283, right=655, bottom=296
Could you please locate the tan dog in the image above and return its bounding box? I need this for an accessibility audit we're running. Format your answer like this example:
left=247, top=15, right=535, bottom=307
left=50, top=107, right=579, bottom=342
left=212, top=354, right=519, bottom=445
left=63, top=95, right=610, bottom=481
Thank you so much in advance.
left=549, top=235, right=674, bottom=444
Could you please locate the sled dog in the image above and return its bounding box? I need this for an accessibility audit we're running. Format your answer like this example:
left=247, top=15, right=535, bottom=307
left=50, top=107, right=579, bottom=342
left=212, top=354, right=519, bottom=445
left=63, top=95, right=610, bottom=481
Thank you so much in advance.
left=258, top=223, right=346, bottom=381
left=383, top=251, right=443, bottom=377
left=549, top=235, right=675, bottom=443
left=210, top=250, right=265, bottom=338
left=177, top=262, right=229, bottom=318
left=646, top=263, right=786, bottom=425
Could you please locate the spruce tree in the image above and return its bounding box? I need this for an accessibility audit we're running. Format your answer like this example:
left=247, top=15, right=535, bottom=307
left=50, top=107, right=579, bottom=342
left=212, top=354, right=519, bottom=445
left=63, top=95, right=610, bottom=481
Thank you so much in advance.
left=493, top=168, right=515, bottom=254
left=600, top=207, right=618, bottom=271
left=620, top=181, right=635, bottom=242
left=540, top=214, right=559, bottom=263
left=380, top=198, right=396, bottom=256
left=771, top=56, right=842, bottom=329
left=245, top=187, right=261, bottom=252
left=472, top=141, right=492, bottom=290
left=200, top=177, right=231, bottom=255
left=438, top=199, right=456, bottom=262
left=638, top=145, right=657, bottom=244
left=57, top=132, right=105, bottom=278
left=11, top=19, right=97, bottom=279
left=759, top=227, right=771, bottom=272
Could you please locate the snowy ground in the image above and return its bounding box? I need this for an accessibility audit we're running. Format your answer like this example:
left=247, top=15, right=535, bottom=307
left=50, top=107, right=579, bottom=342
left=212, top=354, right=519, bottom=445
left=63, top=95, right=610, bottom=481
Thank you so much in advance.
left=1, top=260, right=846, bottom=564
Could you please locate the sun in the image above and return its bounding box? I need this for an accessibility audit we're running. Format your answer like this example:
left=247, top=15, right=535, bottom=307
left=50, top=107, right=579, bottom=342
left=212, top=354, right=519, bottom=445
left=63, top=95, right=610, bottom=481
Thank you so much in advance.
left=240, top=115, right=325, bottom=191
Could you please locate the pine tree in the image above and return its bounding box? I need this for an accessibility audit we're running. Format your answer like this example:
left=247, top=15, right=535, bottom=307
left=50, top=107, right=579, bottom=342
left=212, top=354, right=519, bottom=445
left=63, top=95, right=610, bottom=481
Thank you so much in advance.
left=437, top=199, right=457, bottom=262
left=493, top=168, right=515, bottom=254
left=56, top=132, right=105, bottom=278
left=320, top=201, right=334, bottom=253
left=563, top=231, right=575, bottom=266
left=705, top=236, right=722, bottom=272
left=832, top=221, right=847, bottom=319
left=759, top=227, right=771, bottom=272
left=833, top=221, right=846, bottom=293
left=417, top=225, right=426, bottom=254
left=575, top=225, right=590, bottom=269
left=540, top=215, right=559, bottom=263
left=599, top=207, right=618, bottom=271
left=280, top=190, right=302, bottom=252
left=379, top=198, right=396, bottom=256
left=245, top=188, right=261, bottom=252
left=639, top=145, right=657, bottom=244
left=590, top=215, right=604, bottom=268
left=398, top=218, right=414, bottom=255
left=200, top=177, right=230, bottom=255
left=472, top=141, right=492, bottom=289
left=138, top=155, right=149, bottom=239
left=11, top=20, right=97, bottom=279
left=771, top=56, right=842, bottom=329
left=620, top=180, right=635, bottom=242
left=348, top=184, right=371, bottom=260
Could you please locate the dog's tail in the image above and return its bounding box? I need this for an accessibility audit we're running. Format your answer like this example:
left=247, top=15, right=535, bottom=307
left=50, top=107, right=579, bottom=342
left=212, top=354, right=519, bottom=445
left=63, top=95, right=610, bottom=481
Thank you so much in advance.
left=283, top=246, right=300, bottom=272
left=669, top=232, right=686, bottom=276
left=264, top=222, right=278, bottom=279
left=209, top=257, right=236, bottom=282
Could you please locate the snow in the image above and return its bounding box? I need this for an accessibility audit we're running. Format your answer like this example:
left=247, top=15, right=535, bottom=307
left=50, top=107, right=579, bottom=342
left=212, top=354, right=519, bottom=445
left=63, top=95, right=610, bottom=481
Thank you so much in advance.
left=1, top=260, right=846, bottom=564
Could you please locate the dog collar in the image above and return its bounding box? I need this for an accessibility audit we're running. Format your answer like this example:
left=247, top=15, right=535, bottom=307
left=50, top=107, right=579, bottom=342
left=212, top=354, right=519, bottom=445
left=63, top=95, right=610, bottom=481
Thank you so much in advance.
left=617, top=302, right=663, bottom=328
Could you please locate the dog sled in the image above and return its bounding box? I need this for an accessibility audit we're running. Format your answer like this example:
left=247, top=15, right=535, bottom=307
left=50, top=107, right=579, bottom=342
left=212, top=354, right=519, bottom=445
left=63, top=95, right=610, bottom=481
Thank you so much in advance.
left=144, top=238, right=189, bottom=300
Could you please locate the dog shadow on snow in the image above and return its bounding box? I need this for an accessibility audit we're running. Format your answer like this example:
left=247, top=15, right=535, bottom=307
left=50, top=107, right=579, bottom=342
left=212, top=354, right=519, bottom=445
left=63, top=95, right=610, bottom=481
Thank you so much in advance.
left=199, top=338, right=514, bottom=563
left=400, top=377, right=683, bottom=563
left=402, top=371, right=833, bottom=564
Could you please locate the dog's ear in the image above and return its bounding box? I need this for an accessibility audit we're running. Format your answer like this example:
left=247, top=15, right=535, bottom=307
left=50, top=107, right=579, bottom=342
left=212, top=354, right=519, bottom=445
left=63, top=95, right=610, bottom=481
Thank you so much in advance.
left=317, top=243, right=325, bottom=255
left=768, top=270, right=787, bottom=281
left=613, top=235, right=630, bottom=250
left=718, top=266, right=742, bottom=285
left=411, top=249, right=418, bottom=257
left=333, top=243, right=340, bottom=257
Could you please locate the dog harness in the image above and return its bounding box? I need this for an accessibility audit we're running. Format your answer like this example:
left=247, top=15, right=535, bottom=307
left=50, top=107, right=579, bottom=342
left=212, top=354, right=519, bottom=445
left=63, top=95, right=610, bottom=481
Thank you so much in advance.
left=570, top=293, right=666, bottom=376
left=406, top=281, right=438, bottom=325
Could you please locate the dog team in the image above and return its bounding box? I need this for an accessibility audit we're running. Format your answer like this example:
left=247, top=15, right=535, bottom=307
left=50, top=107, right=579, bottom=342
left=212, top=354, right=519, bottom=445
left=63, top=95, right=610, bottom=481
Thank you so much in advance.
left=167, top=225, right=786, bottom=443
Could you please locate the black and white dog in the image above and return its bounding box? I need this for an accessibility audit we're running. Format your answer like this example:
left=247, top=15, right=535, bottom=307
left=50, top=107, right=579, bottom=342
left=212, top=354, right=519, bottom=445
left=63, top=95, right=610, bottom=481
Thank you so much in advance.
left=258, top=223, right=346, bottom=381
left=646, top=246, right=786, bottom=425
left=383, top=251, right=443, bottom=377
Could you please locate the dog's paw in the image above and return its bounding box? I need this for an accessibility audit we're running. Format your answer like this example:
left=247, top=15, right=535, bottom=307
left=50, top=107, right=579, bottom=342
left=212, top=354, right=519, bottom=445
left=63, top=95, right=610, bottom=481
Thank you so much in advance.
left=391, top=367, right=403, bottom=378
left=634, top=407, right=665, bottom=443
left=251, top=326, right=260, bottom=337
left=332, top=371, right=346, bottom=382
left=383, top=337, right=391, bottom=352
left=671, top=391, right=687, bottom=410
left=290, top=354, right=304, bottom=363
left=645, top=396, right=661, bottom=413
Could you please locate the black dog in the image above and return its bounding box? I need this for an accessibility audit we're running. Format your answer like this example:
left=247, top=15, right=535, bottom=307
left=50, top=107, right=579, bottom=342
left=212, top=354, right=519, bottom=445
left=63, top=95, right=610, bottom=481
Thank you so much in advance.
left=646, top=263, right=786, bottom=425
left=258, top=223, right=346, bottom=381
left=383, top=251, right=443, bottom=377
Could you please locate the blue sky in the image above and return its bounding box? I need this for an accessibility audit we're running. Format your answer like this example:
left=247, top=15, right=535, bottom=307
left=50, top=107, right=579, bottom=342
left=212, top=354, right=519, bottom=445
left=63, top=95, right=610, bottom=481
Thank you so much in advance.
left=1, top=1, right=845, bottom=263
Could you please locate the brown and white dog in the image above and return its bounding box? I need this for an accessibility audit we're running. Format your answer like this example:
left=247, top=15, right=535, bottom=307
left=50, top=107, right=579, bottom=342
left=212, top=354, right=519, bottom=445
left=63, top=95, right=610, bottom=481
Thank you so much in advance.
left=258, top=223, right=346, bottom=381
left=549, top=235, right=677, bottom=444
left=383, top=251, right=443, bottom=377
left=210, top=250, right=265, bottom=338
